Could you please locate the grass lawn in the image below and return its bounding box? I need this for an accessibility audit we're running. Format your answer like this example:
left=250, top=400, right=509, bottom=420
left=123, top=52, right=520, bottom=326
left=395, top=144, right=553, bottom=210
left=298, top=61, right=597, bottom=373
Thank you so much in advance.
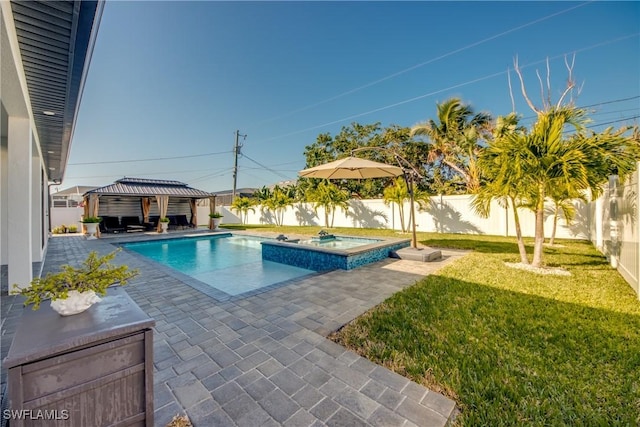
left=226, top=224, right=640, bottom=426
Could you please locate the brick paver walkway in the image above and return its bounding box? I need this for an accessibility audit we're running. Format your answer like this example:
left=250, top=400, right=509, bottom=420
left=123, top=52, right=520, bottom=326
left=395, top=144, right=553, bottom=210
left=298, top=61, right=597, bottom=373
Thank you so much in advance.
left=2, top=231, right=467, bottom=426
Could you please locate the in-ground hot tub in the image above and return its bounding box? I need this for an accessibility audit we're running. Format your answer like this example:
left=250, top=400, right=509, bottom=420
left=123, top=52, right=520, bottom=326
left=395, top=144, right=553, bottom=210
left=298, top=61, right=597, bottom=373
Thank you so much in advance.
left=261, top=234, right=410, bottom=271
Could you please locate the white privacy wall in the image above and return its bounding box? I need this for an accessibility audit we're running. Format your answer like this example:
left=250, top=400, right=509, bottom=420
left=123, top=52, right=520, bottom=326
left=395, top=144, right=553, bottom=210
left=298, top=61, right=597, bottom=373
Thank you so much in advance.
left=52, top=194, right=592, bottom=241
left=217, top=195, right=591, bottom=240
left=50, top=207, right=83, bottom=229
left=592, top=165, right=640, bottom=298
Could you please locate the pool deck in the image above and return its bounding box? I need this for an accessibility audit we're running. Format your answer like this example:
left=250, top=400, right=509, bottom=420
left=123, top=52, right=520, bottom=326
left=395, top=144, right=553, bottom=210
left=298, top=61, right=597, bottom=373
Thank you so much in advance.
left=2, top=230, right=468, bottom=427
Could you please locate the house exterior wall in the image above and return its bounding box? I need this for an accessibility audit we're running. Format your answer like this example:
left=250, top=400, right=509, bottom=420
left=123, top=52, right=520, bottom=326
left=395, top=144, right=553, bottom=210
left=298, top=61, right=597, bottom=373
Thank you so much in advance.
left=7, top=116, right=34, bottom=290
left=1, top=6, right=49, bottom=288
left=1, top=136, right=8, bottom=265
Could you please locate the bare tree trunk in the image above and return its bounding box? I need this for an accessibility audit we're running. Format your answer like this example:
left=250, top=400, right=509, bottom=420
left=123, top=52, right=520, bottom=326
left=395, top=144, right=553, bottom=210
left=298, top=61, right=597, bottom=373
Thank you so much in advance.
left=510, top=196, right=529, bottom=264
left=443, top=159, right=472, bottom=192
left=550, top=205, right=559, bottom=246
left=324, top=209, right=330, bottom=228
left=531, top=193, right=546, bottom=267
left=397, top=203, right=405, bottom=233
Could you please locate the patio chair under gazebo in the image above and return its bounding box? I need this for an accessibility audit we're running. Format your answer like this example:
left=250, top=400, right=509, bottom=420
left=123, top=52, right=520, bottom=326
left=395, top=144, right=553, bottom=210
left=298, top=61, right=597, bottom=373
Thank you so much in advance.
left=83, top=178, right=216, bottom=235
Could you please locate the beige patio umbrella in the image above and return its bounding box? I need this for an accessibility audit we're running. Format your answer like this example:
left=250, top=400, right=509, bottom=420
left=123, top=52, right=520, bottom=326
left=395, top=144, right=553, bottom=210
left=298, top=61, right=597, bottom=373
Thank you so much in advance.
left=299, top=156, right=419, bottom=248
left=299, top=157, right=403, bottom=179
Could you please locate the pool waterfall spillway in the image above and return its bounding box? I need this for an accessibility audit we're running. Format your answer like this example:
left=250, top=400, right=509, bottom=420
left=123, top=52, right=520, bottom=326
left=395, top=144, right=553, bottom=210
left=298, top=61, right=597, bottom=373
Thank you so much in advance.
left=261, top=235, right=411, bottom=271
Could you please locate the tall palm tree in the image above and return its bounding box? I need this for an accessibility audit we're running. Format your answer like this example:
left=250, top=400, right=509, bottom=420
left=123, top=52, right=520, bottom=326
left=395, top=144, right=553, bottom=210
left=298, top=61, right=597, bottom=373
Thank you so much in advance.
left=473, top=113, right=531, bottom=264
left=411, top=98, right=492, bottom=193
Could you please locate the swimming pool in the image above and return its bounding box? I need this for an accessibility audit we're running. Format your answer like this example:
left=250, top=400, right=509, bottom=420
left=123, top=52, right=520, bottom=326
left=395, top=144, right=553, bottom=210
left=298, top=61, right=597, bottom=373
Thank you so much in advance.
left=123, top=234, right=315, bottom=296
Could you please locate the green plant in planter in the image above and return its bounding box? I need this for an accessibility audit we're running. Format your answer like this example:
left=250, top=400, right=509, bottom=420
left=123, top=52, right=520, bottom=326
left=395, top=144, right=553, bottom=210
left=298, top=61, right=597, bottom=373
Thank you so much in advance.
left=209, top=212, right=224, bottom=218
left=13, top=249, right=139, bottom=310
left=67, top=224, right=78, bottom=233
left=81, top=216, right=101, bottom=223
left=159, top=217, right=170, bottom=223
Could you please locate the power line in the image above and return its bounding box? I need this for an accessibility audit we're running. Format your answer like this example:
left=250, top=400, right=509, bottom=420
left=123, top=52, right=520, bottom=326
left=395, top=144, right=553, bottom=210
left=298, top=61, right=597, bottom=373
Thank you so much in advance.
left=559, top=115, right=639, bottom=135
left=581, top=95, right=640, bottom=109
left=257, top=33, right=639, bottom=144
left=241, top=154, right=293, bottom=181
left=188, top=168, right=235, bottom=185
left=249, top=1, right=594, bottom=128
left=66, top=168, right=216, bottom=180
left=68, top=150, right=232, bottom=166
left=587, top=115, right=639, bottom=128
left=518, top=96, right=640, bottom=123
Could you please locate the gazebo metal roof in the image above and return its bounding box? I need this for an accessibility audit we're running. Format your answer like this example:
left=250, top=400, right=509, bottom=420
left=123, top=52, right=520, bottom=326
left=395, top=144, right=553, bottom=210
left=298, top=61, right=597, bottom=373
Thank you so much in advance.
left=85, top=178, right=214, bottom=198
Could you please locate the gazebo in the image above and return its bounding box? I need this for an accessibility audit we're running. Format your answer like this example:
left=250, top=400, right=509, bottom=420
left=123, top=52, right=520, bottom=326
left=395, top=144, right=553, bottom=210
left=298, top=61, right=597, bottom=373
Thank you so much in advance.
left=83, top=178, right=216, bottom=235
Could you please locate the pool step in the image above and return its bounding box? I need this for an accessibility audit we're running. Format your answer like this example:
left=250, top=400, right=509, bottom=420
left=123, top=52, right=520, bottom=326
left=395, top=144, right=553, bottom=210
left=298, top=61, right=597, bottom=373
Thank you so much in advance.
left=391, top=246, right=442, bottom=262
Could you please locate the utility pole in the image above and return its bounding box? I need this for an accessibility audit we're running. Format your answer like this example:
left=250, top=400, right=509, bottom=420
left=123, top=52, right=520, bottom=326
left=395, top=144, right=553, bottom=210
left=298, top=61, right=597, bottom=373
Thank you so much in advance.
left=232, top=130, right=246, bottom=201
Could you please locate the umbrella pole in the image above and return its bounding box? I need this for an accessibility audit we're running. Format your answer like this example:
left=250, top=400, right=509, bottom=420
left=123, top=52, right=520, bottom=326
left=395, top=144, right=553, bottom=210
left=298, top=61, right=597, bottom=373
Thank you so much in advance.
left=409, top=177, right=418, bottom=249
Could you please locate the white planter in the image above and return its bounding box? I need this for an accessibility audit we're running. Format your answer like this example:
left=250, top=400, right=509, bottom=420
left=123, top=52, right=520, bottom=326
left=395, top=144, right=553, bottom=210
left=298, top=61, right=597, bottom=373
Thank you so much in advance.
left=50, top=290, right=101, bottom=316
left=84, top=222, right=99, bottom=239
left=160, top=222, right=169, bottom=233
left=212, top=218, right=222, bottom=230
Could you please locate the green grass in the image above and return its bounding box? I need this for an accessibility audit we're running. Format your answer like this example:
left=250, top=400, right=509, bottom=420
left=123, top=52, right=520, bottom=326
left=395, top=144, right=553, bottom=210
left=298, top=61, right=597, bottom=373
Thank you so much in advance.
left=230, top=225, right=640, bottom=425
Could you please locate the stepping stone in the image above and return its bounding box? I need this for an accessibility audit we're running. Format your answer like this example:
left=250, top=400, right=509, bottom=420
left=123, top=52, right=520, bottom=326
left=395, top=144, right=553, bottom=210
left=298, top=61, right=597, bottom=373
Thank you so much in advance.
left=391, top=247, right=442, bottom=262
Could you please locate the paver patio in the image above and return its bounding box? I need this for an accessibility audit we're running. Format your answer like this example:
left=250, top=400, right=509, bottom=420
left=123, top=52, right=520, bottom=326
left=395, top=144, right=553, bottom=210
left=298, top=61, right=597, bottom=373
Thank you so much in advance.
left=1, top=231, right=467, bottom=426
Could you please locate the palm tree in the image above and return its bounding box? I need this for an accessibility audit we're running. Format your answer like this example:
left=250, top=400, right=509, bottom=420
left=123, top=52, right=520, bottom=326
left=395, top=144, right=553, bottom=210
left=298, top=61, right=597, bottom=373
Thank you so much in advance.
left=411, top=98, right=492, bottom=193
left=230, top=196, right=256, bottom=225
left=473, top=113, right=531, bottom=264
left=263, top=186, right=293, bottom=226
left=478, top=107, right=640, bottom=267
left=383, top=178, right=409, bottom=232
left=254, top=186, right=272, bottom=216
left=547, top=183, right=587, bottom=246
left=306, top=180, right=349, bottom=228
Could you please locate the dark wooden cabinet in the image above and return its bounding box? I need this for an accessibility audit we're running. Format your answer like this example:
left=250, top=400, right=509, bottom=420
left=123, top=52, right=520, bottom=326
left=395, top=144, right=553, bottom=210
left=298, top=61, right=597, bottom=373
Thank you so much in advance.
left=4, top=288, right=154, bottom=427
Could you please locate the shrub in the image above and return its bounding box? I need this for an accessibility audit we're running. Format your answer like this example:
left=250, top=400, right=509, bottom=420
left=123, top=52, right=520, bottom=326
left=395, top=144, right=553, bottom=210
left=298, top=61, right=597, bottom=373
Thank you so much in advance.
left=14, top=249, right=138, bottom=310
left=81, top=216, right=101, bottom=223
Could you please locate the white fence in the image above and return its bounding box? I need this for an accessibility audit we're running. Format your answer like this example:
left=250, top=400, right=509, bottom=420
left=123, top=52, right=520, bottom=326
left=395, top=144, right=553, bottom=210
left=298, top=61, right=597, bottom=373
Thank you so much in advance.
left=50, top=207, right=83, bottom=230
left=590, top=164, right=639, bottom=298
left=217, top=195, right=590, bottom=240
left=50, top=196, right=590, bottom=240
left=46, top=193, right=601, bottom=243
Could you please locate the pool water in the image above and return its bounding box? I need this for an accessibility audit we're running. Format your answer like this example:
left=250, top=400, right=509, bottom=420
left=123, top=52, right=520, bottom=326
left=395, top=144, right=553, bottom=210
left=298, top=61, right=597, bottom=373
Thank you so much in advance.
left=123, top=234, right=315, bottom=296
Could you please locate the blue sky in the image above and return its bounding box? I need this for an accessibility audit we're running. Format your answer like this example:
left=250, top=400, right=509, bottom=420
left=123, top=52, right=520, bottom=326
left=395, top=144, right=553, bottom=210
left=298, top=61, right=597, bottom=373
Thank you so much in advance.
left=62, top=1, right=640, bottom=193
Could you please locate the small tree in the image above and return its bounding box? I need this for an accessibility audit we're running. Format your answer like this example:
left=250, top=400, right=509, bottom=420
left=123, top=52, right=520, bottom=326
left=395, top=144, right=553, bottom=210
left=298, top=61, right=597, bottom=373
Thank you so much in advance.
left=263, top=186, right=293, bottom=226
left=547, top=183, right=587, bottom=246
left=230, top=196, right=256, bottom=225
left=306, top=180, right=349, bottom=228
left=383, top=178, right=409, bottom=232
left=473, top=113, right=531, bottom=264
left=476, top=57, right=640, bottom=267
